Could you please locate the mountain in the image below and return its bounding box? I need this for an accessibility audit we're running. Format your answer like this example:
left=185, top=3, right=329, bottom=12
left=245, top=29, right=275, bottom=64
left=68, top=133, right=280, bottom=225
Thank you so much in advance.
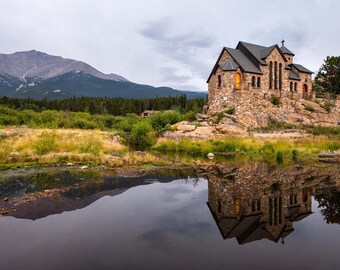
left=0, top=50, right=206, bottom=99
left=0, top=50, right=127, bottom=82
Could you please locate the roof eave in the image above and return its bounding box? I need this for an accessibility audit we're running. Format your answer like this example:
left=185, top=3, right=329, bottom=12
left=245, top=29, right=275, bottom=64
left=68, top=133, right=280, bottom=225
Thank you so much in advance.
left=289, top=77, right=301, bottom=81
left=290, top=64, right=314, bottom=74
left=243, top=71, right=263, bottom=75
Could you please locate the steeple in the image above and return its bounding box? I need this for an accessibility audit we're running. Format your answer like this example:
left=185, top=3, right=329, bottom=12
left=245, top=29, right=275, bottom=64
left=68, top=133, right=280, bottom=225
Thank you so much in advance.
left=280, top=40, right=294, bottom=63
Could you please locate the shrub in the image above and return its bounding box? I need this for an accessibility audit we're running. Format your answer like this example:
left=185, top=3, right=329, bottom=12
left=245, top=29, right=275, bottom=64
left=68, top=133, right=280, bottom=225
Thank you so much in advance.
left=292, top=149, right=299, bottom=160
left=32, top=131, right=57, bottom=155
left=0, top=131, right=6, bottom=141
left=0, top=144, right=11, bottom=163
left=78, top=136, right=103, bottom=156
left=148, top=110, right=183, bottom=130
left=306, top=125, right=340, bottom=138
left=276, top=151, right=283, bottom=163
left=131, top=122, right=156, bottom=149
left=265, top=117, right=296, bottom=130
left=270, top=96, right=281, bottom=106
left=305, top=106, right=315, bottom=112
left=225, top=107, right=235, bottom=115
left=183, top=111, right=197, bottom=121
left=112, top=116, right=139, bottom=132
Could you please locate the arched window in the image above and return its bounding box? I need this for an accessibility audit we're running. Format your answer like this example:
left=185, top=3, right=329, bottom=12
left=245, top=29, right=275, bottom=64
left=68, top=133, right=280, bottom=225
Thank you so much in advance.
left=217, top=75, right=222, bottom=88
left=252, top=76, right=256, bottom=87
left=269, top=62, right=273, bottom=89
left=257, top=77, right=261, bottom=88
left=279, top=63, right=282, bottom=90
left=294, top=82, right=297, bottom=91
left=290, top=82, right=293, bottom=91
left=274, top=61, right=278, bottom=89
left=235, top=73, right=241, bottom=90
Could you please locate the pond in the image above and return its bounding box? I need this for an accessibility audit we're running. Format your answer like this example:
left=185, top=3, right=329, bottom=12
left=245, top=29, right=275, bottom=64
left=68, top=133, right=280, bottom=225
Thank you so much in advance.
left=0, top=162, right=339, bottom=270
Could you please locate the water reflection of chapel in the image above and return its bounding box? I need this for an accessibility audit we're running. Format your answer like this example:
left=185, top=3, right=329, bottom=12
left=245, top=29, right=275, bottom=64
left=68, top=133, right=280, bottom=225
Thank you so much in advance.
left=206, top=164, right=319, bottom=244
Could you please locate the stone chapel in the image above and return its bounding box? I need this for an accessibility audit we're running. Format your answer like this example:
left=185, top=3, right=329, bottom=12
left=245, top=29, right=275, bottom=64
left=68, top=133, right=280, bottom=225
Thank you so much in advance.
left=206, top=41, right=314, bottom=113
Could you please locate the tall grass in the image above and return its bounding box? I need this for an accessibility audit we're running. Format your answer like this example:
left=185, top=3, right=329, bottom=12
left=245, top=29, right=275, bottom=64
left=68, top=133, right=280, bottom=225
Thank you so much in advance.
left=77, top=135, right=104, bottom=155
left=152, top=137, right=340, bottom=160
left=31, top=131, right=57, bottom=155
left=0, top=129, right=127, bottom=165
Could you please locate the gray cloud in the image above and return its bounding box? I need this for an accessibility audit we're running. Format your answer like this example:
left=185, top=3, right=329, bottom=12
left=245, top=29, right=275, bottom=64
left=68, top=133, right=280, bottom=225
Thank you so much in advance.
left=0, top=0, right=339, bottom=91
left=138, top=18, right=216, bottom=89
left=139, top=18, right=214, bottom=48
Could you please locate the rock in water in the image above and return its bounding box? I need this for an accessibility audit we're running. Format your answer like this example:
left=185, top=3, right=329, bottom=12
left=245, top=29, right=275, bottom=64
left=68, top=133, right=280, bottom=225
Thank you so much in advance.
left=207, top=153, right=215, bottom=159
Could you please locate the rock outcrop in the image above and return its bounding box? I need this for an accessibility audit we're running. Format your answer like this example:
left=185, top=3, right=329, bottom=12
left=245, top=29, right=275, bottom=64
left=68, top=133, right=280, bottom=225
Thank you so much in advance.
left=207, top=90, right=340, bottom=129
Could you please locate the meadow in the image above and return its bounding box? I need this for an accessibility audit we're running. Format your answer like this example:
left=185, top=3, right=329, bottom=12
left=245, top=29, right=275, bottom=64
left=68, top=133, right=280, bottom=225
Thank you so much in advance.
left=0, top=104, right=339, bottom=167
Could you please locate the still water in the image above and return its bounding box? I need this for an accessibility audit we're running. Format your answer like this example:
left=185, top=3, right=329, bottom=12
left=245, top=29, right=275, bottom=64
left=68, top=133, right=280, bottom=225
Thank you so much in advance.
left=0, top=163, right=339, bottom=270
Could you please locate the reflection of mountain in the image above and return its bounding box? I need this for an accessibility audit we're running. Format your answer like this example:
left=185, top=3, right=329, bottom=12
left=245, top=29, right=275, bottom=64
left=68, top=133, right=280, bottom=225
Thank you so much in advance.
left=206, top=163, right=340, bottom=245
left=0, top=171, right=192, bottom=220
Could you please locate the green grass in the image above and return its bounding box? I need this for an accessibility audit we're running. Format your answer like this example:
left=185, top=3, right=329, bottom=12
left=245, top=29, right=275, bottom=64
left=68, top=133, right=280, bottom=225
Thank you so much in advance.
left=255, top=118, right=340, bottom=139
left=153, top=137, right=340, bottom=162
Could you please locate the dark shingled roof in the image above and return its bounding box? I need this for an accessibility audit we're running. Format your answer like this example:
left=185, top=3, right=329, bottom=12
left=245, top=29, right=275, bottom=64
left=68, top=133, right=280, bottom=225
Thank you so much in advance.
left=260, top=45, right=277, bottom=59
left=289, top=70, right=301, bottom=81
left=207, top=41, right=312, bottom=83
left=237, top=41, right=268, bottom=65
left=291, top=63, right=313, bottom=74
left=225, top=47, right=263, bottom=74
left=280, top=45, right=295, bottom=56
left=237, top=41, right=287, bottom=66
left=219, top=58, right=239, bottom=71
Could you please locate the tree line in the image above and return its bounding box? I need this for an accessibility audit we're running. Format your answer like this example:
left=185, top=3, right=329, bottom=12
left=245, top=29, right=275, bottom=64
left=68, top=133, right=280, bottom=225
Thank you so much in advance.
left=0, top=94, right=206, bottom=115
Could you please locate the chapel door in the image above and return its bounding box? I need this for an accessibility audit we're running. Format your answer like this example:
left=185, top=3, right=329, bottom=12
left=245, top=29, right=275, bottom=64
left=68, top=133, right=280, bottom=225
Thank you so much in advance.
left=303, top=84, right=308, bottom=98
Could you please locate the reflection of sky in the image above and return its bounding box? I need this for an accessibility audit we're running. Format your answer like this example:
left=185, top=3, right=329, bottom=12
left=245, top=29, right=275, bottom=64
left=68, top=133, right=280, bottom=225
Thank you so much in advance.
left=0, top=178, right=340, bottom=270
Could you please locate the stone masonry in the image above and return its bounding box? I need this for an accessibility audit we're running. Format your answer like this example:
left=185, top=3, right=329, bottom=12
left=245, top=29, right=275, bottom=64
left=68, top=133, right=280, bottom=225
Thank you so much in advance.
left=205, top=41, right=339, bottom=128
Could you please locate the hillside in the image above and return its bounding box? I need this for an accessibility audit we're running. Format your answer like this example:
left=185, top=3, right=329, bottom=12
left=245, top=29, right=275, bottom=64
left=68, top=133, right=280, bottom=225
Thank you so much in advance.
left=0, top=50, right=206, bottom=99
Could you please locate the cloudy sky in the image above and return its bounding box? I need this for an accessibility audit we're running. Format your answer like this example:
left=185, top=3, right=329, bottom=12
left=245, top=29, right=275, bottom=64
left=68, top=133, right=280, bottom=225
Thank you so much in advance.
left=0, top=0, right=339, bottom=91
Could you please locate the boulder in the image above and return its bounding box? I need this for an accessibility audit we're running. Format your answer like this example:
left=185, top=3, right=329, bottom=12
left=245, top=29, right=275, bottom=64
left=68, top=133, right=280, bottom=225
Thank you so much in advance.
left=176, top=123, right=197, bottom=132
left=207, top=153, right=215, bottom=159
left=215, top=123, right=247, bottom=135
left=196, top=113, right=209, bottom=121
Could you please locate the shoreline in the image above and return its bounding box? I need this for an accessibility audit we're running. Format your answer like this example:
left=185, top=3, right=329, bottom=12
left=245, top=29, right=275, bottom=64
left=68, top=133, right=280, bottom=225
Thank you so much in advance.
left=0, top=127, right=339, bottom=170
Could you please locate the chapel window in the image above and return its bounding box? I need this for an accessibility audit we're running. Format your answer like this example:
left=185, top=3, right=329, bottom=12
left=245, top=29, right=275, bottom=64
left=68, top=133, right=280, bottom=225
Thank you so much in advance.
left=279, top=63, right=282, bottom=90
left=269, top=62, right=273, bottom=89
left=274, top=61, right=278, bottom=89
left=235, top=73, right=241, bottom=90
left=257, top=77, right=261, bottom=88
left=252, top=76, right=256, bottom=87
left=218, top=75, right=222, bottom=88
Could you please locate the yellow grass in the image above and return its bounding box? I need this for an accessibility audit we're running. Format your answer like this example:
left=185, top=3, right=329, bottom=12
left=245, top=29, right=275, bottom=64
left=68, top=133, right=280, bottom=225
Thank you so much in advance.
left=0, top=127, right=177, bottom=167
left=0, top=128, right=126, bottom=165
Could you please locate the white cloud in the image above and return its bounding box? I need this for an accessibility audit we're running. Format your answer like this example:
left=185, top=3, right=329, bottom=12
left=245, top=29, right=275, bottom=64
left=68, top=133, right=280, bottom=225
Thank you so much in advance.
left=0, top=0, right=339, bottom=91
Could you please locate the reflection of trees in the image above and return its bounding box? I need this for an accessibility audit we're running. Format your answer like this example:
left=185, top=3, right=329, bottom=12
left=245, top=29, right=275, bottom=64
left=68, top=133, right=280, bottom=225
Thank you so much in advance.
left=315, top=189, right=340, bottom=224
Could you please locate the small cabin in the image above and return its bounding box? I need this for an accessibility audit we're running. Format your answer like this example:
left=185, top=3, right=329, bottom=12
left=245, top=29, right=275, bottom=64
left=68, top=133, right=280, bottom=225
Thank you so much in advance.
left=141, top=110, right=158, bottom=117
